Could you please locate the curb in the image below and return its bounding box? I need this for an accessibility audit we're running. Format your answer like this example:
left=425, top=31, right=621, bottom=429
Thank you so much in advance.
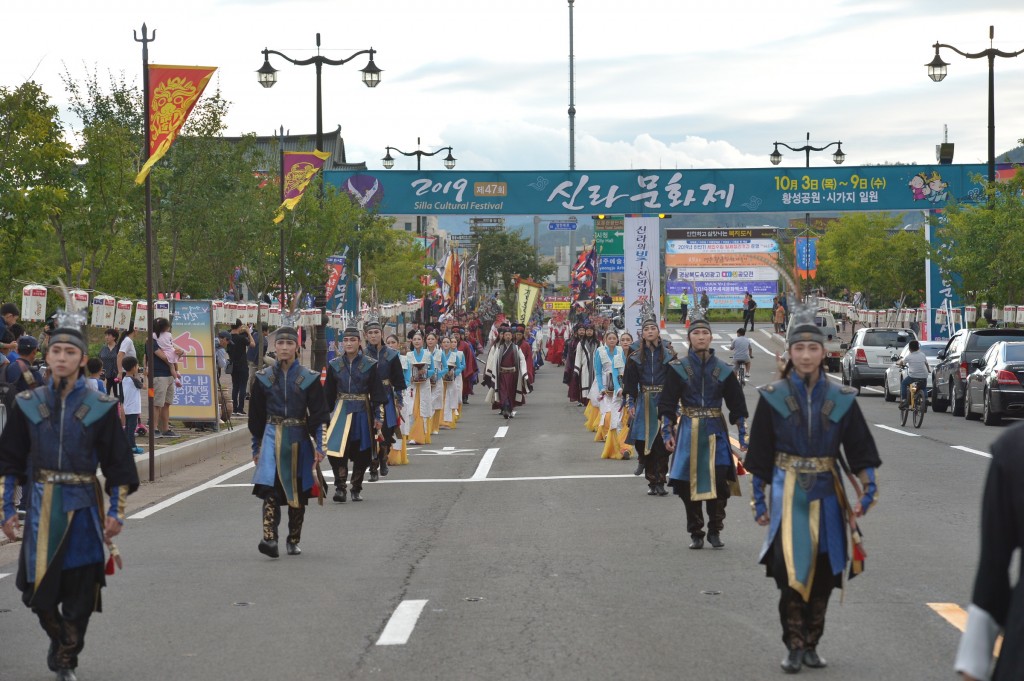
left=132, top=426, right=250, bottom=480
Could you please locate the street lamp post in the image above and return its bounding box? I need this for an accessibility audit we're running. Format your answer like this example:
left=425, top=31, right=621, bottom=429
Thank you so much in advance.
left=925, top=26, right=1024, bottom=185
left=257, top=33, right=380, bottom=369
left=769, top=132, right=846, bottom=294
left=382, top=139, right=456, bottom=323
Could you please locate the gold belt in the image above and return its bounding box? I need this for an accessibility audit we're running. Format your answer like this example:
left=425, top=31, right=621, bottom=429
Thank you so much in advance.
left=499, top=367, right=517, bottom=373
left=381, top=379, right=391, bottom=386
left=35, top=469, right=97, bottom=485
left=268, top=416, right=307, bottom=426
left=775, top=453, right=834, bottom=473
left=641, top=385, right=663, bottom=393
left=337, top=393, right=368, bottom=401
left=682, top=407, right=722, bottom=418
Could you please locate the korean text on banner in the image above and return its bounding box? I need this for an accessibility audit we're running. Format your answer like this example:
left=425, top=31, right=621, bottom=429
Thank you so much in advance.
left=136, top=65, right=217, bottom=184
left=169, top=300, right=218, bottom=423
left=275, top=150, right=332, bottom=223
left=515, top=277, right=544, bottom=324
left=623, top=216, right=661, bottom=337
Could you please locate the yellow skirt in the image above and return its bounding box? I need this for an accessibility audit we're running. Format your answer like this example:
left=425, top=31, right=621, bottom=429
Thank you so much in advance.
left=388, top=437, right=409, bottom=465
left=618, top=422, right=635, bottom=458
left=431, top=409, right=442, bottom=434
left=585, top=403, right=601, bottom=432
left=601, top=426, right=624, bottom=459
left=410, top=396, right=431, bottom=445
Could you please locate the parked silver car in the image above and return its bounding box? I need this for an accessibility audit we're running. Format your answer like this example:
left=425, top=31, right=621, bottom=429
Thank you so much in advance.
left=882, top=341, right=945, bottom=402
left=840, top=327, right=916, bottom=394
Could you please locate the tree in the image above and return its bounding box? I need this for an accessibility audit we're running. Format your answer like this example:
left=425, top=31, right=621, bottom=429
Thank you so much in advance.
left=816, top=212, right=927, bottom=307
left=0, top=81, right=73, bottom=300
left=476, top=228, right=557, bottom=311
left=929, top=167, right=1024, bottom=307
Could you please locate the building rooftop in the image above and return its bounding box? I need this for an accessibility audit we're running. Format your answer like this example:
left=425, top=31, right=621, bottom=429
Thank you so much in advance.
left=222, top=124, right=367, bottom=173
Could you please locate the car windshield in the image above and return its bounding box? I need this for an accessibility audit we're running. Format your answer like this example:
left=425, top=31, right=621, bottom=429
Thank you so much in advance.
left=862, top=331, right=910, bottom=347
left=1004, top=345, right=1024, bottom=362
left=968, top=331, right=1024, bottom=352
left=815, top=316, right=833, bottom=328
left=921, top=345, right=943, bottom=357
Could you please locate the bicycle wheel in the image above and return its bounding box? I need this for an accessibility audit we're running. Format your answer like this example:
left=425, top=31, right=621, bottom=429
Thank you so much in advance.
left=913, top=400, right=925, bottom=428
left=900, top=402, right=909, bottom=426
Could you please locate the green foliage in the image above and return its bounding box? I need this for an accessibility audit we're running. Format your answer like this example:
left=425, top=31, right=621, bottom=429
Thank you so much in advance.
left=816, top=212, right=927, bottom=307
left=929, top=169, right=1024, bottom=307
left=0, top=81, right=73, bottom=300
left=476, top=229, right=556, bottom=310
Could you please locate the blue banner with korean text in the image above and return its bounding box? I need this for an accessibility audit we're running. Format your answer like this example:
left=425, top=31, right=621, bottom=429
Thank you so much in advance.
left=325, top=165, right=987, bottom=216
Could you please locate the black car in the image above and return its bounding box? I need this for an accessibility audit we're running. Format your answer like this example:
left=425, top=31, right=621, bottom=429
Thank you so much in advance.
left=931, top=328, right=1024, bottom=416
left=964, top=341, right=1024, bottom=425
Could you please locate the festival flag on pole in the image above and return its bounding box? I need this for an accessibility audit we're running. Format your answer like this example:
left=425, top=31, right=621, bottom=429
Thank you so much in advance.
left=135, top=64, right=218, bottom=184
left=570, top=243, right=598, bottom=305
left=514, top=276, right=544, bottom=323
left=274, top=150, right=332, bottom=223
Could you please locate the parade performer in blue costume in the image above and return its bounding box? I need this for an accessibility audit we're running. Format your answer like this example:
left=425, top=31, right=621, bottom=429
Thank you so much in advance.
left=1, top=311, right=139, bottom=681
left=248, top=325, right=329, bottom=558
left=324, top=326, right=384, bottom=503
left=362, top=318, right=406, bottom=482
left=659, top=311, right=747, bottom=550
left=744, top=304, right=881, bottom=674
left=623, top=310, right=676, bottom=495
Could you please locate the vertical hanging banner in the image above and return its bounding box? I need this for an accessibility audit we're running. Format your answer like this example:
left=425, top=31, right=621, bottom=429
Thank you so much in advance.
left=274, top=150, right=332, bottom=223
left=169, top=300, right=218, bottom=424
left=325, top=252, right=348, bottom=363
left=135, top=64, right=218, bottom=184
left=794, top=236, right=818, bottom=279
left=624, top=216, right=661, bottom=337
left=514, top=277, right=544, bottom=323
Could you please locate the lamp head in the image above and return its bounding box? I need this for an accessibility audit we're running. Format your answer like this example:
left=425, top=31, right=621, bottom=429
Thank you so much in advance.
left=361, top=49, right=382, bottom=88
left=926, top=48, right=948, bottom=82
left=382, top=150, right=395, bottom=170
left=769, top=145, right=782, bottom=166
left=257, top=51, right=278, bottom=89
left=832, top=144, right=846, bottom=165
left=443, top=149, right=456, bottom=170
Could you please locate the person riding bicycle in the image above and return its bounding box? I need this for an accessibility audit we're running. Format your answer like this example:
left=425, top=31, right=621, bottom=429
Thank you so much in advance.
left=897, top=339, right=930, bottom=409
left=729, top=328, right=754, bottom=382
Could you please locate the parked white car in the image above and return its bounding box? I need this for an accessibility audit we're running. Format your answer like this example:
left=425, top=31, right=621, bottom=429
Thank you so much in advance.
left=882, top=341, right=946, bottom=402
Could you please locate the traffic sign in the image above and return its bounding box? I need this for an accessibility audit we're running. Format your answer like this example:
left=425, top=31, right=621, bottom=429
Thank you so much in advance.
left=596, top=229, right=624, bottom=255
left=599, top=255, right=625, bottom=273
left=548, top=222, right=578, bottom=231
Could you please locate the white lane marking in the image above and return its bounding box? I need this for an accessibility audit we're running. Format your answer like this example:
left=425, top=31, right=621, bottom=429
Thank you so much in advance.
left=129, top=462, right=255, bottom=519
left=826, top=373, right=843, bottom=383
left=471, top=447, right=500, bottom=480
left=212, top=472, right=639, bottom=487
left=0, top=573, right=11, bottom=580
left=761, top=329, right=774, bottom=337
left=495, top=426, right=509, bottom=438
left=951, top=445, right=992, bottom=459
left=864, top=386, right=884, bottom=393
left=377, top=599, right=429, bottom=646
left=749, top=338, right=775, bottom=357
left=417, top=447, right=478, bottom=456
left=873, top=424, right=921, bottom=437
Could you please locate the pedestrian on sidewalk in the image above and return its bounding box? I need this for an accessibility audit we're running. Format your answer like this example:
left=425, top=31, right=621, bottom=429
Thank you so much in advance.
left=227, top=319, right=254, bottom=415
left=120, top=356, right=144, bottom=454
left=774, top=302, right=787, bottom=334
left=99, top=329, right=119, bottom=394
left=745, top=305, right=880, bottom=674
left=744, top=292, right=758, bottom=331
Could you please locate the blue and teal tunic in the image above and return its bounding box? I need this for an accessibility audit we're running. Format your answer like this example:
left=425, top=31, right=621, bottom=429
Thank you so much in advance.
left=622, top=339, right=675, bottom=445
left=248, top=361, right=329, bottom=508
left=324, top=351, right=383, bottom=457
left=0, top=378, right=138, bottom=609
left=365, top=343, right=407, bottom=430
left=657, top=348, right=748, bottom=499
left=744, top=371, right=880, bottom=600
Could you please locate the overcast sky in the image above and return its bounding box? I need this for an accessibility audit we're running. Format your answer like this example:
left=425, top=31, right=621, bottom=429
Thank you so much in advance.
left=5, top=0, right=1024, bottom=172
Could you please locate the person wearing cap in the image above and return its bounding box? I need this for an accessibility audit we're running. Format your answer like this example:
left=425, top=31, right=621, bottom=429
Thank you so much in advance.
left=0, top=325, right=139, bottom=681
left=248, top=325, right=330, bottom=558
left=659, top=311, right=748, bottom=550
left=362, top=319, right=406, bottom=482
left=483, top=323, right=530, bottom=419
left=623, top=312, right=677, bottom=494
left=324, top=326, right=384, bottom=503
left=744, top=304, right=881, bottom=674
left=0, top=302, right=20, bottom=354
left=5, top=335, right=43, bottom=393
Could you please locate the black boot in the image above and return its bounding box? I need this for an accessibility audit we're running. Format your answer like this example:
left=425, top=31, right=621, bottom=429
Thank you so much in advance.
left=688, top=535, right=704, bottom=550
left=286, top=506, right=304, bottom=555
left=259, top=499, right=280, bottom=557
left=648, top=485, right=658, bottom=496
left=656, top=483, right=669, bottom=496
left=781, top=648, right=803, bottom=674
left=36, top=610, right=62, bottom=672
left=802, top=649, right=826, bottom=668
left=56, top=669, right=78, bottom=681
left=379, top=460, right=390, bottom=477
left=707, top=532, right=724, bottom=548
left=55, top=618, right=86, bottom=680
left=351, top=490, right=362, bottom=502
left=333, top=486, right=347, bottom=503
left=633, top=461, right=644, bottom=476
left=369, top=469, right=379, bottom=482
left=804, top=592, right=830, bottom=667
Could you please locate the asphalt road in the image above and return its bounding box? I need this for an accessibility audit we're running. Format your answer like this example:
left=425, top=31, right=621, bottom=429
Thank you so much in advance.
left=0, top=322, right=1007, bottom=680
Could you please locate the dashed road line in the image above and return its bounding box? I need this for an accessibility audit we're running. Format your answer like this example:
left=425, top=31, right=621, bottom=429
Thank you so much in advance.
left=377, top=599, right=429, bottom=646
left=873, top=424, right=921, bottom=437
left=495, top=426, right=509, bottom=438
left=471, top=447, right=500, bottom=480
left=951, top=445, right=991, bottom=459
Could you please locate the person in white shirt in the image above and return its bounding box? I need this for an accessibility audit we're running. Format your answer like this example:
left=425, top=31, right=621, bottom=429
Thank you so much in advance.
left=897, top=340, right=930, bottom=407
left=120, top=356, right=144, bottom=454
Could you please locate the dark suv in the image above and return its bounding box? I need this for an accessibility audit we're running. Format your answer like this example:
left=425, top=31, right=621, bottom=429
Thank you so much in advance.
left=931, top=327, right=1024, bottom=416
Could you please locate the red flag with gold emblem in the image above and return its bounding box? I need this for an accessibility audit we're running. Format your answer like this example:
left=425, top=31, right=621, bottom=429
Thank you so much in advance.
left=274, top=150, right=332, bottom=224
left=135, top=64, right=217, bottom=184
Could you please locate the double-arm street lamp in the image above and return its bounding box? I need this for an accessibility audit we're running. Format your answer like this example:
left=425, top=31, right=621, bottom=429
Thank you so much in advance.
left=926, top=26, right=1024, bottom=185
left=257, top=33, right=381, bottom=158
left=768, top=132, right=847, bottom=288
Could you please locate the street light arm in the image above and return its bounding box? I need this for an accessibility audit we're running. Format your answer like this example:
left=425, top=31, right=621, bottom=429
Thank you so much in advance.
left=933, top=41, right=1024, bottom=61
left=262, top=47, right=376, bottom=68
left=385, top=145, right=454, bottom=159
left=772, top=141, right=843, bottom=154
